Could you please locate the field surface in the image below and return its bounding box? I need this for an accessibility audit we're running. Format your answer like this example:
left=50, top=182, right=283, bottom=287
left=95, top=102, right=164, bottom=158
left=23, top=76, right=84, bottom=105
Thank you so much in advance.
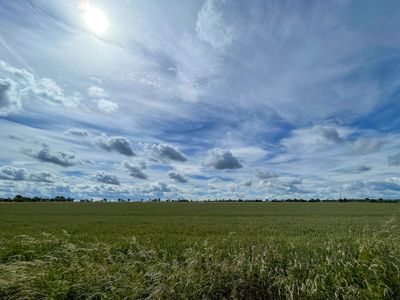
left=0, top=202, right=399, bottom=299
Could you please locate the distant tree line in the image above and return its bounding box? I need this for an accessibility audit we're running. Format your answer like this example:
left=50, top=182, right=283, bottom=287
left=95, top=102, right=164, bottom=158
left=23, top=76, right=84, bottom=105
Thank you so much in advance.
left=0, top=195, right=74, bottom=202
left=0, top=195, right=399, bottom=203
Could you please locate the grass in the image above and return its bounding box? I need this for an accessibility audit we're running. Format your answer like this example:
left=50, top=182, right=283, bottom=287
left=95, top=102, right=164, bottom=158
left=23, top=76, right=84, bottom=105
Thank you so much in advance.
left=0, top=202, right=399, bottom=299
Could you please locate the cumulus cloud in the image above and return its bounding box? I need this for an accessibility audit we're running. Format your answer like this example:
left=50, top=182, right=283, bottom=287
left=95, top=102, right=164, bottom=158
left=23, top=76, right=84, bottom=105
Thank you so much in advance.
left=388, top=153, right=400, bottom=166
left=0, top=79, right=21, bottom=116
left=208, top=183, right=218, bottom=190
left=31, top=78, right=80, bottom=107
left=22, top=147, right=77, bottom=167
left=96, top=99, right=119, bottom=113
left=259, top=179, right=305, bottom=194
left=123, top=161, right=148, bottom=179
left=65, top=128, right=90, bottom=137
left=278, top=177, right=303, bottom=186
left=0, top=60, right=80, bottom=114
left=282, top=125, right=348, bottom=154
left=141, top=181, right=172, bottom=195
left=203, top=148, right=242, bottom=170
left=95, top=136, right=135, bottom=156
left=168, top=171, right=188, bottom=183
left=240, top=180, right=252, bottom=187
left=95, top=172, right=121, bottom=185
left=0, top=166, right=55, bottom=183
left=255, top=173, right=303, bottom=195
left=88, top=86, right=108, bottom=98
left=87, top=86, right=118, bottom=113
left=145, top=143, right=187, bottom=162
left=255, top=170, right=279, bottom=180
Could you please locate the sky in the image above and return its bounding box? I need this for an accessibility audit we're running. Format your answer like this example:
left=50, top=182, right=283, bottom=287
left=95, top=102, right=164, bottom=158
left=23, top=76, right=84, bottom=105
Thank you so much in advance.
left=1, top=0, right=400, bottom=200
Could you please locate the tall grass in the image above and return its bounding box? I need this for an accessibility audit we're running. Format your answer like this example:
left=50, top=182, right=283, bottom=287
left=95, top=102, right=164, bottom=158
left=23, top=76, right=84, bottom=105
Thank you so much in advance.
left=1, top=221, right=399, bottom=299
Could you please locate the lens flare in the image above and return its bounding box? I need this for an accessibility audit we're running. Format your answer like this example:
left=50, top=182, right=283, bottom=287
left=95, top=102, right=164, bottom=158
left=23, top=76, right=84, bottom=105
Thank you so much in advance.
left=84, top=7, right=109, bottom=35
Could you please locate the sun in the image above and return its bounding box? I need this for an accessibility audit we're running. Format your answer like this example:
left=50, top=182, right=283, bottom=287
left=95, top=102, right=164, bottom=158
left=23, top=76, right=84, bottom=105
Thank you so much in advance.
left=84, top=7, right=109, bottom=35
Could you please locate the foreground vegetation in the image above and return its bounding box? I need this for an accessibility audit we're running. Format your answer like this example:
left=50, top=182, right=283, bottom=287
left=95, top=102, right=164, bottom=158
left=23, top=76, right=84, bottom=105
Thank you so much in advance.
left=0, top=202, right=399, bottom=299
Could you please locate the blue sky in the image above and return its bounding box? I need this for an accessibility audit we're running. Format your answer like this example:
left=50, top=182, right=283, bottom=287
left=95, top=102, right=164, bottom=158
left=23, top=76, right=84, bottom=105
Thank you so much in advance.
left=1, top=0, right=400, bottom=200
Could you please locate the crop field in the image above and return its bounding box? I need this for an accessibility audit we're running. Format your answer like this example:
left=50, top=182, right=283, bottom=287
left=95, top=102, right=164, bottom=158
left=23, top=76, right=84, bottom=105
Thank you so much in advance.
left=0, top=202, right=399, bottom=299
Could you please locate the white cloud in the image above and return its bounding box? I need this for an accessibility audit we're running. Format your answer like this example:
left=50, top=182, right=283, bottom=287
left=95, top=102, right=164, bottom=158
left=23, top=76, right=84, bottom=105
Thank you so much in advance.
left=88, top=86, right=108, bottom=98
left=255, top=170, right=279, bottom=180
left=0, top=166, right=55, bottom=183
left=123, top=161, right=148, bottom=179
left=144, top=143, right=187, bottom=162
left=0, top=60, right=80, bottom=114
left=95, top=136, right=135, bottom=156
left=208, top=183, right=218, bottom=190
left=196, top=0, right=236, bottom=50
left=259, top=178, right=305, bottom=195
left=22, top=147, right=78, bottom=167
left=95, top=172, right=121, bottom=185
left=96, top=99, right=119, bottom=113
left=230, top=146, right=268, bottom=163
left=87, top=86, right=118, bottom=113
left=139, top=181, right=175, bottom=196
left=0, top=79, right=22, bottom=116
left=240, top=180, right=252, bottom=187
left=168, top=170, right=188, bottom=183
left=203, top=148, right=242, bottom=170
left=278, top=176, right=303, bottom=186
left=32, top=78, right=80, bottom=107
left=252, top=171, right=304, bottom=195
left=282, top=125, right=349, bottom=154
left=65, top=128, right=90, bottom=137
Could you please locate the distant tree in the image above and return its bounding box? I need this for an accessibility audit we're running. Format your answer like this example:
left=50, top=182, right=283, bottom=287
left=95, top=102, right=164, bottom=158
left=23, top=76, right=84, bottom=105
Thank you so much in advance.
left=14, top=195, right=24, bottom=202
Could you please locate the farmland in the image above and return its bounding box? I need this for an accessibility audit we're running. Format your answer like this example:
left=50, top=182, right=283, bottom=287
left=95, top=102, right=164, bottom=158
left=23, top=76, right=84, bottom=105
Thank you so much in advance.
left=0, top=202, right=399, bottom=299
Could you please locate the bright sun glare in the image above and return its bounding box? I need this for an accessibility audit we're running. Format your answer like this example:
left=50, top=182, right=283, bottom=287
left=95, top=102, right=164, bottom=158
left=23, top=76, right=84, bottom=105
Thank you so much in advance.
left=84, top=7, right=109, bottom=35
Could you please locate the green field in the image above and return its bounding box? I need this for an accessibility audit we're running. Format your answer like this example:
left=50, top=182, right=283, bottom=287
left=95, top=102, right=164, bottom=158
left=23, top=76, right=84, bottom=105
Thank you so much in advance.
left=1, top=202, right=399, bottom=299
